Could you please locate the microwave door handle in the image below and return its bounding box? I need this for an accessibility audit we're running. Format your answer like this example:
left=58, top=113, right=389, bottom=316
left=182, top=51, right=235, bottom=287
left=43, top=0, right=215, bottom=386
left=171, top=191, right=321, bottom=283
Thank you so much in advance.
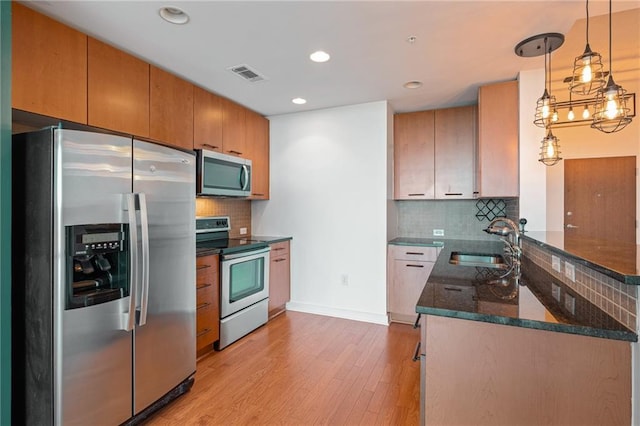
left=137, top=193, right=150, bottom=326
left=123, top=193, right=138, bottom=332
left=241, top=165, right=249, bottom=191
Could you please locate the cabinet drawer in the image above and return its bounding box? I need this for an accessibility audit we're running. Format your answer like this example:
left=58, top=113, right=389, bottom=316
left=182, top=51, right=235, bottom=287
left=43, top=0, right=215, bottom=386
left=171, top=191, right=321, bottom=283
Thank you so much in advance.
left=196, top=284, right=214, bottom=307
left=270, top=240, right=290, bottom=256
left=389, top=244, right=439, bottom=262
left=196, top=303, right=217, bottom=351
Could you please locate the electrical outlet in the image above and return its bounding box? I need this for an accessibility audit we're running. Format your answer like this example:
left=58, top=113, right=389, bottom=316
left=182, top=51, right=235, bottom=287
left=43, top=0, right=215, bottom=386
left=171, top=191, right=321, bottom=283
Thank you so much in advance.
left=433, top=229, right=444, bottom=237
left=552, top=255, right=561, bottom=272
left=564, top=293, right=576, bottom=315
left=551, top=282, right=561, bottom=302
left=564, top=262, right=575, bottom=282
left=341, top=274, right=349, bottom=286
left=240, top=227, right=247, bottom=235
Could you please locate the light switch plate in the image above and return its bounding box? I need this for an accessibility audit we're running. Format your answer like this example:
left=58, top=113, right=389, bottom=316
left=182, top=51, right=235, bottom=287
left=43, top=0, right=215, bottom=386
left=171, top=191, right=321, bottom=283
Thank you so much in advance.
left=433, top=229, right=444, bottom=237
left=564, top=262, right=575, bottom=282
left=240, top=227, right=247, bottom=235
left=552, top=255, right=561, bottom=272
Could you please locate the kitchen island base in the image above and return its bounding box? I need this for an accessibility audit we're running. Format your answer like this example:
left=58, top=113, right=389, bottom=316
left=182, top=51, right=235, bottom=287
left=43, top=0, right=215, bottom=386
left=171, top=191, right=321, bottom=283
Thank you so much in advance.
left=420, top=315, right=631, bottom=425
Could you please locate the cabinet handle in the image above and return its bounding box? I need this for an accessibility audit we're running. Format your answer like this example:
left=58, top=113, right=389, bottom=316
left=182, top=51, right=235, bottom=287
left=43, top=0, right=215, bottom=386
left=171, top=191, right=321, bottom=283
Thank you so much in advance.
left=196, top=283, right=212, bottom=290
left=227, top=150, right=243, bottom=155
left=412, top=342, right=421, bottom=362
left=203, top=143, right=220, bottom=149
left=444, top=193, right=463, bottom=196
left=197, top=302, right=211, bottom=310
left=405, top=252, right=424, bottom=256
left=273, top=258, right=287, bottom=263
left=408, top=193, right=425, bottom=196
left=413, top=313, right=421, bottom=329
left=253, top=193, right=265, bottom=196
left=197, top=264, right=212, bottom=270
left=444, top=287, right=462, bottom=292
left=274, top=247, right=286, bottom=251
left=406, top=264, right=424, bottom=268
left=197, top=328, right=212, bottom=337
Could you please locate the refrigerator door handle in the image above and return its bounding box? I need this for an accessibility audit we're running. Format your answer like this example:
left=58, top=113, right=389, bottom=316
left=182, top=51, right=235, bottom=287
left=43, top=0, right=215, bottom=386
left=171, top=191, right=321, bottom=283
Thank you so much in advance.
left=123, top=193, right=138, bottom=331
left=137, top=193, right=150, bottom=326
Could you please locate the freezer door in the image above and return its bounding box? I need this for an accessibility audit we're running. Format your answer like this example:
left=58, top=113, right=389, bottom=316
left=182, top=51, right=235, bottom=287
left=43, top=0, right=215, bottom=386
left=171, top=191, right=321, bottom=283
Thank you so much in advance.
left=57, top=129, right=134, bottom=425
left=132, top=140, right=196, bottom=413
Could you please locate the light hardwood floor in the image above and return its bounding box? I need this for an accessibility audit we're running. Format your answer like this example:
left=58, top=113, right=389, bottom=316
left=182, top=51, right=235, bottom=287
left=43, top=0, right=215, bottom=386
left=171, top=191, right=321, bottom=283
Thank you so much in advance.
left=147, top=311, right=420, bottom=425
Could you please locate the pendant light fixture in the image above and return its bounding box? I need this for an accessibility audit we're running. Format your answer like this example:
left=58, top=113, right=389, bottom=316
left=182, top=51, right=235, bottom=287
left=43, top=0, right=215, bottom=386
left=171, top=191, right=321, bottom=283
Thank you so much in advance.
left=539, top=129, right=562, bottom=166
left=591, top=0, right=633, bottom=133
left=569, top=0, right=606, bottom=95
left=534, top=37, right=556, bottom=128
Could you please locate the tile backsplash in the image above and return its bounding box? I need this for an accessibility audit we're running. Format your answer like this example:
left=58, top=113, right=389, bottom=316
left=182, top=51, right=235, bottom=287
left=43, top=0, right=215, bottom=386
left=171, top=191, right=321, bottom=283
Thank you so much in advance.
left=396, top=198, right=519, bottom=240
left=523, top=240, right=638, bottom=332
left=196, top=198, right=251, bottom=238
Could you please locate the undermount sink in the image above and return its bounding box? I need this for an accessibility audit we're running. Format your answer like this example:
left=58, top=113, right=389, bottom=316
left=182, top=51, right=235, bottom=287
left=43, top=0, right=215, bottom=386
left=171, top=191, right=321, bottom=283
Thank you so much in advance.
left=449, top=251, right=508, bottom=269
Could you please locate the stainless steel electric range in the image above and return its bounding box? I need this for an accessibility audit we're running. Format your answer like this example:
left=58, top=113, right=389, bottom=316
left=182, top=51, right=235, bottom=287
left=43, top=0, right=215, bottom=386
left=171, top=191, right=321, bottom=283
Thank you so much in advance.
left=196, top=216, right=270, bottom=350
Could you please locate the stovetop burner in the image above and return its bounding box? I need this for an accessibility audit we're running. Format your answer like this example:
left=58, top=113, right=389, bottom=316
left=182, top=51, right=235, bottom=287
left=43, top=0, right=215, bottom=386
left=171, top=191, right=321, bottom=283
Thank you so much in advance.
left=196, top=216, right=267, bottom=254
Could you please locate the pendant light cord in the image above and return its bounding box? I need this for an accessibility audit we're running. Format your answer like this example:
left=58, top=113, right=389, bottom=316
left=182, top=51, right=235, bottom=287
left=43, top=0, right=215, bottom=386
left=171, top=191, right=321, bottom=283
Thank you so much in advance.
left=585, top=0, right=590, bottom=45
left=544, top=37, right=549, bottom=93
left=608, top=0, right=612, bottom=72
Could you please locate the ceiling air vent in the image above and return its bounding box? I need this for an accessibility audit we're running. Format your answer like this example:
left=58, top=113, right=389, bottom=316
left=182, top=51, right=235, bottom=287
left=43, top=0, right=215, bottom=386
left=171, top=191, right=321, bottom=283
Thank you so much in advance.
left=227, top=64, right=267, bottom=83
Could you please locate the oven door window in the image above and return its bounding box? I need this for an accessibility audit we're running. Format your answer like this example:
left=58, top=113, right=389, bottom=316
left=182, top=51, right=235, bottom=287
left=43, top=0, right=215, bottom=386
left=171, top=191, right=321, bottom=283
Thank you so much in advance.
left=229, top=256, right=265, bottom=302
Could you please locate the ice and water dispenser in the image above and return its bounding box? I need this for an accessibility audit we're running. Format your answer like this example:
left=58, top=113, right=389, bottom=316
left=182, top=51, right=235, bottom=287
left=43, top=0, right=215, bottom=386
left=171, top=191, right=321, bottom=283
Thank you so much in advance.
left=66, top=224, right=130, bottom=309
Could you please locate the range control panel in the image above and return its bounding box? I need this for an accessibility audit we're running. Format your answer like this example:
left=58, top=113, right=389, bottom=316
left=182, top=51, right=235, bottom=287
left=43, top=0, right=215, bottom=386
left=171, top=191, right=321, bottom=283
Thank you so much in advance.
left=196, top=216, right=231, bottom=234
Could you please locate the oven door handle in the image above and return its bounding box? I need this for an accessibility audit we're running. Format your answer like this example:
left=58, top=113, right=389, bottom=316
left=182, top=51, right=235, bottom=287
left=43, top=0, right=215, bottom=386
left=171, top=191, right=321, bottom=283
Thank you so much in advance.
left=221, top=247, right=271, bottom=261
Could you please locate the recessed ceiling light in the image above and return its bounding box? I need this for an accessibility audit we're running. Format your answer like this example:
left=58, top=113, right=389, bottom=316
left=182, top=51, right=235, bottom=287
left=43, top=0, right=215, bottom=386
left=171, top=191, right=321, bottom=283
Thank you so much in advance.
left=159, top=6, right=189, bottom=25
left=403, top=81, right=423, bottom=89
left=407, top=36, right=417, bottom=44
left=310, top=51, right=331, bottom=63
left=292, top=98, right=307, bottom=105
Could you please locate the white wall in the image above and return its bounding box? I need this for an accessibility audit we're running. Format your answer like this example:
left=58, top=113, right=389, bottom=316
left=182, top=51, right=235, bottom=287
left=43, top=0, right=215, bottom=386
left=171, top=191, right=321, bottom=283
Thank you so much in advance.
left=252, top=101, right=390, bottom=324
left=518, top=68, right=547, bottom=231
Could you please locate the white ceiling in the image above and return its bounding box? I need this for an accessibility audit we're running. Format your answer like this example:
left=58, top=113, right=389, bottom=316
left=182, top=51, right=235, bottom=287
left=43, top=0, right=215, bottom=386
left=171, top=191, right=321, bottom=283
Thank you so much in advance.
left=21, top=0, right=640, bottom=117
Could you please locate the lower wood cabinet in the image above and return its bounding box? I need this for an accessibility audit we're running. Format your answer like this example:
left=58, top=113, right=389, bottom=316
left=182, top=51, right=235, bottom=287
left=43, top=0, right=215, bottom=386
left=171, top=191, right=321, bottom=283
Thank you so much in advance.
left=268, top=241, right=290, bottom=319
left=387, top=244, right=440, bottom=323
left=420, top=315, right=631, bottom=425
left=196, top=254, right=219, bottom=357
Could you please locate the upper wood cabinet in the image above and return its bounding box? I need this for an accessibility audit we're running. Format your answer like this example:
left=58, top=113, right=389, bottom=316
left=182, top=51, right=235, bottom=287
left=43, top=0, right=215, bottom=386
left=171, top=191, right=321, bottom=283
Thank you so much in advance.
left=88, top=38, right=149, bottom=137
left=394, top=110, right=436, bottom=199
left=193, top=86, right=223, bottom=152
left=221, top=98, right=247, bottom=157
left=12, top=2, right=87, bottom=123
left=478, top=80, right=519, bottom=197
left=246, top=110, right=270, bottom=199
left=150, top=66, right=194, bottom=151
left=434, top=105, right=477, bottom=199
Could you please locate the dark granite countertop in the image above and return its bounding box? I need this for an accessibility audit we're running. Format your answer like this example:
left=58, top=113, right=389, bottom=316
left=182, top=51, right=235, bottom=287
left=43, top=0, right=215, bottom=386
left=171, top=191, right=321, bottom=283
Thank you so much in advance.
left=522, top=232, right=639, bottom=285
left=414, top=239, right=637, bottom=342
left=196, top=235, right=292, bottom=257
left=388, top=237, right=445, bottom=248
left=251, top=235, right=293, bottom=244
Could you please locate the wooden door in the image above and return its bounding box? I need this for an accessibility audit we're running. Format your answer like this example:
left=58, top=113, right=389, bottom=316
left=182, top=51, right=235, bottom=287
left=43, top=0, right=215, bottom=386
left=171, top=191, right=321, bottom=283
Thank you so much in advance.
left=88, top=38, right=149, bottom=137
left=12, top=2, right=87, bottom=123
left=193, top=86, right=223, bottom=152
left=434, top=105, right=477, bottom=199
left=221, top=98, right=247, bottom=157
left=564, top=157, right=635, bottom=243
left=478, top=80, right=519, bottom=197
left=394, top=110, right=435, bottom=199
left=246, top=110, right=270, bottom=199
left=150, top=66, right=194, bottom=150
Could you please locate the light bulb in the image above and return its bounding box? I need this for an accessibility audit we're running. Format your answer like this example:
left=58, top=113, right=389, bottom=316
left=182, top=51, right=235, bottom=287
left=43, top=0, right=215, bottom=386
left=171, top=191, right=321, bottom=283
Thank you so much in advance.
left=552, top=110, right=558, bottom=122
left=546, top=141, right=555, bottom=158
left=582, top=106, right=590, bottom=119
left=605, top=99, right=619, bottom=119
left=582, top=56, right=592, bottom=83
left=542, top=102, right=550, bottom=119
left=567, top=108, right=575, bottom=121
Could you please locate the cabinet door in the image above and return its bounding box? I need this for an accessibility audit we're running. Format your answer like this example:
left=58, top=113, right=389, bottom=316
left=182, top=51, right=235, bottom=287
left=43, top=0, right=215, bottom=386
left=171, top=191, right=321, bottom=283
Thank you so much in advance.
left=196, top=254, right=219, bottom=356
left=88, top=38, right=149, bottom=137
left=246, top=110, right=270, bottom=199
left=193, top=86, right=223, bottom=152
left=478, top=80, right=519, bottom=197
left=12, top=3, right=87, bottom=123
left=394, top=110, right=435, bottom=199
left=390, top=259, right=434, bottom=320
left=268, top=241, right=290, bottom=318
left=150, top=66, right=194, bottom=151
left=434, top=106, right=477, bottom=199
left=221, top=98, right=247, bottom=157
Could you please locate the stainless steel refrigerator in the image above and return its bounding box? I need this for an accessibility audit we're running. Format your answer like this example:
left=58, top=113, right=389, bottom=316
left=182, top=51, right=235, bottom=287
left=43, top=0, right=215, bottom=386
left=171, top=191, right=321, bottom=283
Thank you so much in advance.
left=12, top=128, right=196, bottom=425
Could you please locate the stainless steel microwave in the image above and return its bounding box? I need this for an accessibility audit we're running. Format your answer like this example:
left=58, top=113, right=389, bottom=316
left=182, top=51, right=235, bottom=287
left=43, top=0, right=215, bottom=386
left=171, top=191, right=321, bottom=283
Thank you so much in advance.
left=196, top=149, right=252, bottom=197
